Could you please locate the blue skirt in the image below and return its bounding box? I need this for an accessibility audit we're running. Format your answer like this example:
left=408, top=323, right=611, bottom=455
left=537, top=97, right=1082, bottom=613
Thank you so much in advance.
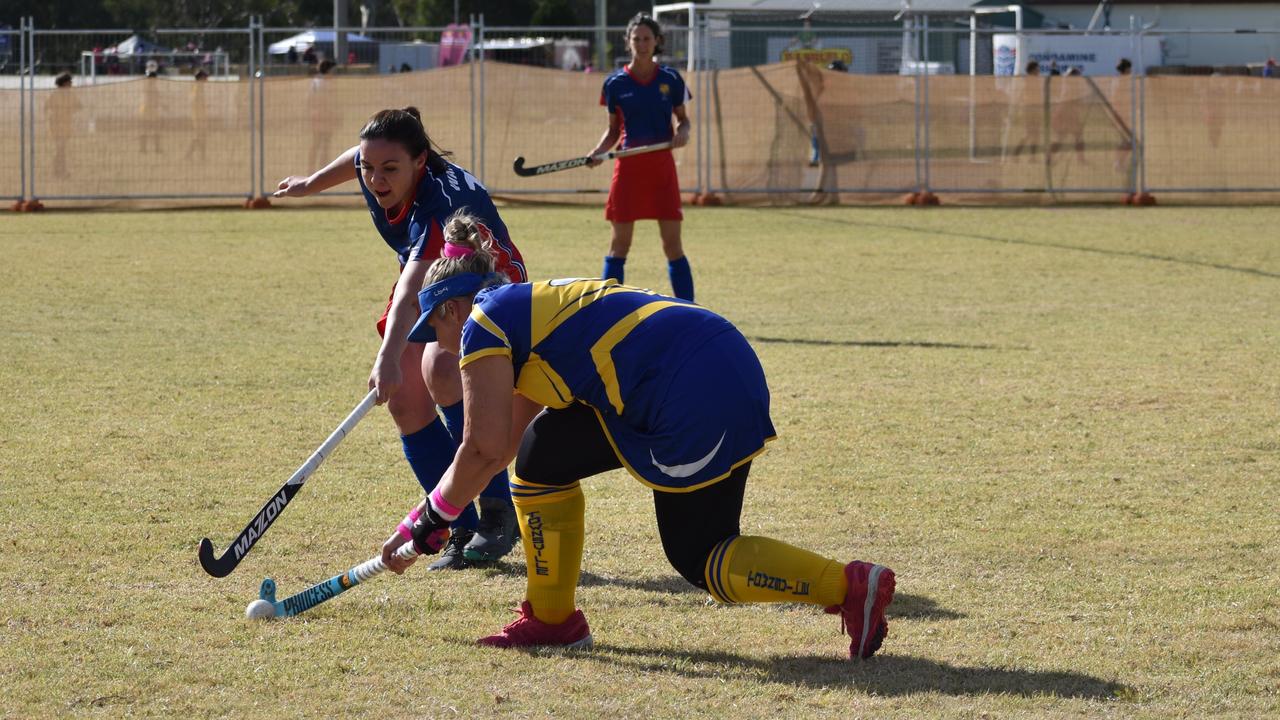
left=592, top=328, right=776, bottom=492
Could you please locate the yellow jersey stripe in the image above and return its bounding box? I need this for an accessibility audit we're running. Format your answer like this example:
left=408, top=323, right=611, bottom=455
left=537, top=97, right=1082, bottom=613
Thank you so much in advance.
left=458, top=346, right=511, bottom=369
left=589, top=300, right=688, bottom=415
left=469, top=305, right=509, bottom=350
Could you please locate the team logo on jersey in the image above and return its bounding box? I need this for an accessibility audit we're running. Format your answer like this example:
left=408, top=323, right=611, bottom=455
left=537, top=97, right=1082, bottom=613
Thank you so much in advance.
left=650, top=432, right=725, bottom=478
left=659, top=83, right=670, bottom=96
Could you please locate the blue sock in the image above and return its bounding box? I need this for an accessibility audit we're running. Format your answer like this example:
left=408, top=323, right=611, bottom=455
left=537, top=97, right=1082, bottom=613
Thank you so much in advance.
left=438, top=401, right=464, bottom=445
left=668, top=255, right=694, bottom=302
left=603, top=255, right=626, bottom=284
left=439, top=401, right=514, bottom=506
left=401, top=421, right=478, bottom=530
left=480, top=469, right=512, bottom=503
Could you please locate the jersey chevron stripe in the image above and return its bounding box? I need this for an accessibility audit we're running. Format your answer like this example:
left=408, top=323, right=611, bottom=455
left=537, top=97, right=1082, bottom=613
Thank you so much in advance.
left=530, top=281, right=653, bottom=347
left=458, top=346, right=510, bottom=368
left=589, top=300, right=688, bottom=415
left=470, top=305, right=509, bottom=349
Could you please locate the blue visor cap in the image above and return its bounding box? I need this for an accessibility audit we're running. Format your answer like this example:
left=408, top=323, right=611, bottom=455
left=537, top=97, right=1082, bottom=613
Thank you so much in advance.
left=406, top=272, right=500, bottom=343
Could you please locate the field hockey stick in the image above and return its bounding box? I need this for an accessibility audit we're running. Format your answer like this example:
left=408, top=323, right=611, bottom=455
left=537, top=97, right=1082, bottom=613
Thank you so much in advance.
left=257, top=542, right=420, bottom=618
left=198, top=389, right=379, bottom=578
left=512, top=141, right=673, bottom=177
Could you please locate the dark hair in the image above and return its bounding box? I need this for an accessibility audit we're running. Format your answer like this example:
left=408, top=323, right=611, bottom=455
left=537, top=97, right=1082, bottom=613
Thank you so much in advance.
left=626, top=13, right=664, bottom=58
left=55, top=71, right=73, bottom=88
left=359, top=106, right=451, bottom=174
left=1116, top=58, right=1132, bottom=74
left=194, top=69, right=208, bottom=81
left=318, top=59, right=336, bottom=74
left=1025, top=60, right=1040, bottom=75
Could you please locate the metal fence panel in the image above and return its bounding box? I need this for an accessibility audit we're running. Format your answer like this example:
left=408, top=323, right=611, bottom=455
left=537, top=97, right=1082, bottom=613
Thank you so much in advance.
left=259, top=25, right=480, bottom=197
left=923, top=30, right=1139, bottom=196
left=0, top=26, right=23, bottom=201
left=479, top=25, right=663, bottom=195
left=1141, top=31, right=1280, bottom=193
left=26, top=25, right=255, bottom=201
left=8, top=20, right=1280, bottom=207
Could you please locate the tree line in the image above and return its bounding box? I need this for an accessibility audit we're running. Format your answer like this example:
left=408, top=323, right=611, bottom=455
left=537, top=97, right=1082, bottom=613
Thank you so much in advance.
left=5, top=0, right=656, bottom=30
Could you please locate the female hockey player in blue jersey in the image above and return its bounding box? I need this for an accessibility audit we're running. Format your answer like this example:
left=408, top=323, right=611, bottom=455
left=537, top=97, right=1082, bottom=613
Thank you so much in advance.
left=274, top=108, right=523, bottom=569
left=587, top=13, right=695, bottom=301
left=391, top=211, right=896, bottom=659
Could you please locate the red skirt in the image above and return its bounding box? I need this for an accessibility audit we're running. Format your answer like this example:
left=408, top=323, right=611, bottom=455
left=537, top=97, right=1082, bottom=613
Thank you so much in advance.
left=605, top=149, right=683, bottom=223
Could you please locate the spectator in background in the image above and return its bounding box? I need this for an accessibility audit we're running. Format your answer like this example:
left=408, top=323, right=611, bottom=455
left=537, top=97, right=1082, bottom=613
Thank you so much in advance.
left=400, top=62, right=413, bottom=73
left=348, top=50, right=358, bottom=65
left=1009, top=61, right=1042, bottom=161
left=804, top=57, right=850, bottom=172
left=1051, top=67, right=1087, bottom=164
left=139, top=60, right=163, bottom=154
left=308, top=59, right=338, bottom=171
left=46, top=72, right=81, bottom=179
left=185, top=69, right=209, bottom=161
left=1112, top=58, right=1135, bottom=174
left=287, top=45, right=299, bottom=64
left=1264, top=58, right=1276, bottom=78
left=1203, top=72, right=1225, bottom=148
left=303, top=46, right=317, bottom=64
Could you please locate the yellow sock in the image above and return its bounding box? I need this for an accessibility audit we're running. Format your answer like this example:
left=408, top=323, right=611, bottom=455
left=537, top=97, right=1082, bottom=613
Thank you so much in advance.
left=510, top=475, right=585, bottom=624
left=705, top=535, right=848, bottom=607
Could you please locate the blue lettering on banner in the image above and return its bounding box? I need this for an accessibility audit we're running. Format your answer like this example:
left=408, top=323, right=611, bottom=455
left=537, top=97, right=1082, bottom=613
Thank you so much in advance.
left=1030, top=52, right=1098, bottom=63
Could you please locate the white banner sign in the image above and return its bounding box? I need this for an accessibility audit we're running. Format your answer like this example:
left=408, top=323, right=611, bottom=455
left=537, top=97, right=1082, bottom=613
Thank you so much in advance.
left=994, top=34, right=1164, bottom=76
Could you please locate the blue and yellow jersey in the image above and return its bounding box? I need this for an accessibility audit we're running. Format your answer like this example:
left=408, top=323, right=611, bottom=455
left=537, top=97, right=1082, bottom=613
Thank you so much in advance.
left=459, top=278, right=775, bottom=491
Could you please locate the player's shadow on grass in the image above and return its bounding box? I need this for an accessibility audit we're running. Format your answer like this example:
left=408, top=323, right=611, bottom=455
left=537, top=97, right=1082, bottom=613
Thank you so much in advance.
left=477, top=566, right=706, bottom=596
left=748, top=336, right=1011, bottom=351
left=889, top=592, right=965, bottom=620
left=578, top=571, right=968, bottom=623
left=595, top=645, right=1124, bottom=699
left=768, top=208, right=1280, bottom=280
left=577, top=569, right=703, bottom=595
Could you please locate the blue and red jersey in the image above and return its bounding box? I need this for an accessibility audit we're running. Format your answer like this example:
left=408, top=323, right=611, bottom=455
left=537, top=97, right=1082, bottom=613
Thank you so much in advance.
left=355, top=153, right=526, bottom=283
left=600, top=65, right=690, bottom=149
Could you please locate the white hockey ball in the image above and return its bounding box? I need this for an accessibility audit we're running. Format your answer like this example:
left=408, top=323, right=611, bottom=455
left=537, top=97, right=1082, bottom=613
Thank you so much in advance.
left=245, top=599, right=276, bottom=621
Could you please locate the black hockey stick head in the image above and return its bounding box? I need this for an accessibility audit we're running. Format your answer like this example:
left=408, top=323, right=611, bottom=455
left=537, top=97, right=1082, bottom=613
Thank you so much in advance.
left=198, top=537, right=236, bottom=578
left=513, top=154, right=592, bottom=177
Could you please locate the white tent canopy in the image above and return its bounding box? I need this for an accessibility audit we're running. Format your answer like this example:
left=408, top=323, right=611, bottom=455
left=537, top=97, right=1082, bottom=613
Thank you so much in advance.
left=103, top=35, right=173, bottom=56
left=268, top=30, right=376, bottom=55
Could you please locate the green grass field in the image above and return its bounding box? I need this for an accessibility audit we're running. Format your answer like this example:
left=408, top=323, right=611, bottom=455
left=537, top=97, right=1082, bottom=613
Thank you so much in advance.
left=2, top=205, right=1277, bottom=718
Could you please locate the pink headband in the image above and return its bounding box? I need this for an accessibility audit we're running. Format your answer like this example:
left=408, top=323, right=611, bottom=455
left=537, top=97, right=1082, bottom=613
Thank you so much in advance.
left=442, top=242, right=476, bottom=259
